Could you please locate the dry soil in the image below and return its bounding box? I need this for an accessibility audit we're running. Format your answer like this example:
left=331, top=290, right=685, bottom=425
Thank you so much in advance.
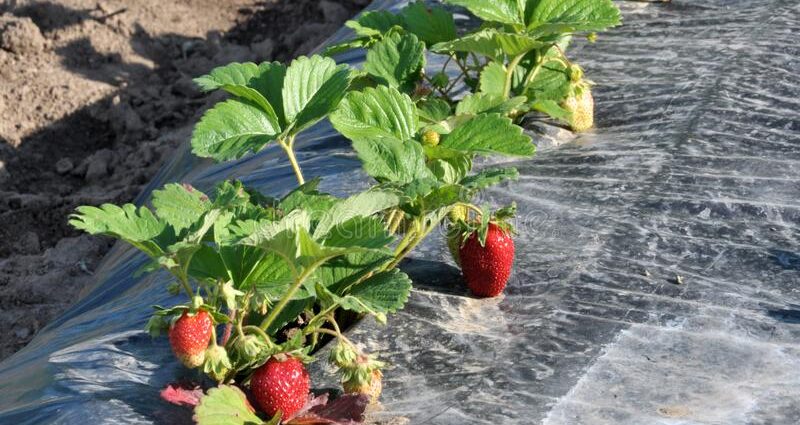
left=0, top=0, right=368, bottom=360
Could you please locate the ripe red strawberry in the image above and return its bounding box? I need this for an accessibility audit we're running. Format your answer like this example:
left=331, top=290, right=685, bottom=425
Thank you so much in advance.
left=250, top=356, right=310, bottom=419
left=168, top=310, right=212, bottom=368
left=459, top=222, right=515, bottom=297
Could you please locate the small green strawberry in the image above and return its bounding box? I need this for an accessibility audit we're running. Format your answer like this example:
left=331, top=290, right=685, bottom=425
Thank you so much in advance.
left=331, top=341, right=384, bottom=404
left=340, top=354, right=384, bottom=404
left=203, top=344, right=232, bottom=383
left=421, top=129, right=440, bottom=146
left=343, top=368, right=383, bottom=404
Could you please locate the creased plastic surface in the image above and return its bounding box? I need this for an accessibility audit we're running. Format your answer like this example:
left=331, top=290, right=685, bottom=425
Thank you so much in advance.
left=2, top=1, right=800, bottom=424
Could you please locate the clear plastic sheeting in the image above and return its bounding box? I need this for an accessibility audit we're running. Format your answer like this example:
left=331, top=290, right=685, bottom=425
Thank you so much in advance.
left=2, top=1, right=800, bottom=424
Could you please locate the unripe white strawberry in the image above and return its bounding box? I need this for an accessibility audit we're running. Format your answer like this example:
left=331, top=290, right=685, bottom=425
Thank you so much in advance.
left=562, top=83, right=594, bottom=133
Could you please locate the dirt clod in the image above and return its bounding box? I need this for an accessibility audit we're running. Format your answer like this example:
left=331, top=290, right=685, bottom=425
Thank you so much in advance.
left=0, top=13, right=46, bottom=54
left=55, top=157, right=73, bottom=174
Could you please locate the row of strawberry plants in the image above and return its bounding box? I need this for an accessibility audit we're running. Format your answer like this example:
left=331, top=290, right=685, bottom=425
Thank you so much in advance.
left=68, top=1, right=620, bottom=423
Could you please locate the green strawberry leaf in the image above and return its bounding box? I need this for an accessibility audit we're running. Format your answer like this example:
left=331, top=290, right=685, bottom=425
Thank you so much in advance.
left=69, top=204, right=167, bottom=258
left=461, top=167, right=520, bottom=189
left=248, top=62, right=288, bottom=129
left=282, top=55, right=350, bottom=134
left=193, top=62, right=281, bottom=127
left=349, top=10, right=404, bottom=36
left=401, top=1, right=457, bottom=45
left=239, top=211, right=380, bottom=278
left=428, top=155, right=472, bottom=185
left=242, top=251, right=294, bottom=290
left=191, top=98, right=281, bottom=161
left=212, top=212, right=294, bottom=290
left=212, top=180, right=276, bottom=215
left=525, top=0, right=622, bottom=34
left=317, top=251, right=393, bottom=295
left=330, top=85, right=418, bottom=144
left=194, top=62, right=264, bottom=92
left=456, top=93, right=528, bottom=116
left=531, top=98, right=571, bottom=120
left=340, top=269, right=413, bottom=315
left=354, top=137, right=433, bottom=184
left=278, top=178, right=338, bottom=216
left=324, top=37, right=371, bottom=57
left=322, top=216, right=393, bottom=249
left=417, top=184, right=471, bottom=213
left=278, top=186, right=339, bottom=218
left=440, top=114, right=534, bottom=157
left=417, top=97, right=452, bottom=124
left=431, top=29, right=543, bottom=61
left=152, top=183, right=211, bottom=233
left=236, top=210, right=311, bottom=249
left=314, top=190, right=400, bottom=238
left=160, top=209, right=221, bottom=280
left=478, top=62, right=507, bottom=97
left=193, top=385, right=267, bottom=425
left=443, top=0, right=524, bottom=26
left=524, top=61, right=570, bottom=102
left=364, top=32, right=425, bottom=93
left=252, top=277, right=309, bottom=303
left=187, top=244, right=228, bottom=282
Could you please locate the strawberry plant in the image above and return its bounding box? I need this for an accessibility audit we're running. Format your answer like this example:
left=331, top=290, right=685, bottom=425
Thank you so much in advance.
left=327, top=0, right=621, bottom=130
left=68, top=1, right=621, bottom=423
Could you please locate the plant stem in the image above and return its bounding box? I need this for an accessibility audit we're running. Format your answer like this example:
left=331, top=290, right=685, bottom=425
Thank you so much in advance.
left=243, top=325, right=273, bottom=347
left=177, top=276, right=194, bottom=300
left=209, top=323, right=218, bottom=347
left=279, top=136, right=305, bottom=185
left=422, top=73, right=454, bottom=102
left=221, top=309, right=236, bottom=346
left=458, top=202, right=484, bottom=218
left=304, top=303, right=339, bottom=331
left=392, top=227, right=417, bottom=258
left=504, top=54, right=526, bottom=99
left=259, top=265, right=315, bottom=331
left=385, top=209, right=398, bottom=231
left=388, top=210, right=404, bottom=235
left=312, top=327, right=356, bottom=348
left=453, top=56, right=471, bottom=80
left=523, top=55, right=543, bottom=88
left=384, top=224, right=430, bottom=272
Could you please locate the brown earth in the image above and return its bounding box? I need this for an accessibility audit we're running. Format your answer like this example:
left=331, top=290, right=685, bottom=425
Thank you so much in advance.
left=0, top=0, right=368, bottom=361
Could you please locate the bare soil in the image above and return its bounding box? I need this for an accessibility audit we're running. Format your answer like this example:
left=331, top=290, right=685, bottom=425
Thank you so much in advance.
left=0, top=0, right=367, bottom=360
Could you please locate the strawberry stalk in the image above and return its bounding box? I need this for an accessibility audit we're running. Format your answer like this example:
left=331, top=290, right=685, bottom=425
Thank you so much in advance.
left=258, top=261, right=320, bottom=332
left=503, top=53, right=526, bottom=99
left=276, top=135, right=304, bottom=185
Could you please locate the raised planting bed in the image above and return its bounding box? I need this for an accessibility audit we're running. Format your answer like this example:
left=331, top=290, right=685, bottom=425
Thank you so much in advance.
left=1, top=0, right=799, bottom=424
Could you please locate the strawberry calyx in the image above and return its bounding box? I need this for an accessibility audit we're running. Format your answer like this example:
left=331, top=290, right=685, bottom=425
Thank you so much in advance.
left=450, top=203, right=516, bottom=248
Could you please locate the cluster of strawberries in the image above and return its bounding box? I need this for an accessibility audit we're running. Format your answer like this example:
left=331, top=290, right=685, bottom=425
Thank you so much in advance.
left=168, top=219, right=516, bottom=419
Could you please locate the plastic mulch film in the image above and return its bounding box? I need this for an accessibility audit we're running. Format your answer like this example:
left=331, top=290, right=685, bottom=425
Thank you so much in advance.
left=1, top=1, right=800, bottom=424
